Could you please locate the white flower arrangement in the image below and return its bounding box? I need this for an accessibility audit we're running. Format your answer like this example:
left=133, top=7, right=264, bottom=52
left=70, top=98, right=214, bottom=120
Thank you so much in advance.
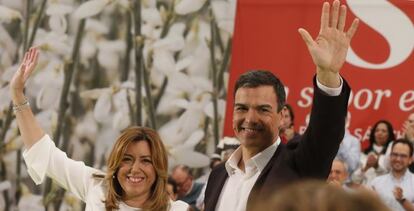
left=0, top=0, right=236, bottom=209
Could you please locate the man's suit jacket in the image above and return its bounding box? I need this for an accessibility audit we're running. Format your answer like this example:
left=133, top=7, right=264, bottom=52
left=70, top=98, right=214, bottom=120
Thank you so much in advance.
left=204, top=77, right=351, bottom=211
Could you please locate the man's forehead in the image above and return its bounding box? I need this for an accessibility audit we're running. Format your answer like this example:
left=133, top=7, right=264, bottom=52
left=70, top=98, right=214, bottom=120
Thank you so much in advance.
left=392, top=143, right=410, bottom=154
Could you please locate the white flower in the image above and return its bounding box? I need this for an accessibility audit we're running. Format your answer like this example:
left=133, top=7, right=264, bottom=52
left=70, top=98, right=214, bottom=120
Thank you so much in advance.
left=204, top=99, right=226, bottom=119
left=74, top=112, right=98, bottom=142
left=49, top=15, right=68, bottom=34
left=36, top=82, right=62, bottom=110
left=74, top=0, right=111, bottom=19
left=142, top=8, right=162, bottom=26
left=212, top=0, right=236, bottom=35
left=94, top=92, right=113, bottom=123
left=175, top=0, right=207, bottom=15
left=0, top=25, right=17, bottom=66
left=85, top=19, right=110, bottom=35
left=153, top=49, right=176, bottom=75
left=153, top=36, right=185, bottom=52
left=46, top=3, right=74, bottom=16
left=0, top=5, right=22, bottom=23
left=112, top=110, right=131, bottom=131
left=169, top=148, right=210, bottom=168
left=18, top=193, right=45, bottom=211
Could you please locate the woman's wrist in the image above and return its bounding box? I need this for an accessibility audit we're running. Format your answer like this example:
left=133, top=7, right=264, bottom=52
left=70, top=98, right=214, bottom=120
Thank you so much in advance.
left=11, top=91, right=26, bottom=105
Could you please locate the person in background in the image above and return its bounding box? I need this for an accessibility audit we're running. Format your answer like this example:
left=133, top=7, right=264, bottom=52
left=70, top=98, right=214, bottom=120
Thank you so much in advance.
left=167, top=177, right=179, bottom=201
left=280, top=104, right=301, bottom=144
left=255, top=180, right=390, bottom=211
left=172, top=165, right=203, bottom=211
left=352, top=120, right=396, bottom=184
left=369, top=139, right=414, bottom=211
left=327, top=159, right=349, bottom=188
left=336, top=113, right=360, bottom=175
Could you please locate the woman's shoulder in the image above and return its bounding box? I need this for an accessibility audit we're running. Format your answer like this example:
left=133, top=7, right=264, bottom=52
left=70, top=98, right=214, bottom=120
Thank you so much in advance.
left=169, top=200, right=189, bottom=211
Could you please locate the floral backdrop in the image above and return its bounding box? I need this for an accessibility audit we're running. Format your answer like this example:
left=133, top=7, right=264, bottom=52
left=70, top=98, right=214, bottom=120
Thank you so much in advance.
left=0, top=0, right=236, bottom=209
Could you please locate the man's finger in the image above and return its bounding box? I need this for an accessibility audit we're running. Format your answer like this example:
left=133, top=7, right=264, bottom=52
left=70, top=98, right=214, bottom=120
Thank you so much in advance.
left=320, top=2, right=330, bottom=33
left=346, top=19, right=359, bottom=39
left=330, top=0, right=340, bottom=28
left=338, top=5, right=347, bottom=31
left=298, top=28, right=314, bottom=49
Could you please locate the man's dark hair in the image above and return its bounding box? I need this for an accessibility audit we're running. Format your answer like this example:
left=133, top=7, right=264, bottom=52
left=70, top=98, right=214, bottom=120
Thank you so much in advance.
left=167, top=176, right=178, bottom=194
left=172, top=164, right=193, bottom=177
left=233, top=70, right=286, bottom=112
left=392, top=138, right=414, bottom=156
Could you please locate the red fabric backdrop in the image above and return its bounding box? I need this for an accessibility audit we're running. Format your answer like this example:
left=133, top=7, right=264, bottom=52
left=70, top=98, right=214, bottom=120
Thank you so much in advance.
left=223, top=0, right=414, bottom=150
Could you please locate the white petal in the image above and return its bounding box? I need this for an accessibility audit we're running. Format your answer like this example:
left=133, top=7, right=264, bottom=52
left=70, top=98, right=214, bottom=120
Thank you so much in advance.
left=142, top=0, right=156, bottom=8
left=97, top=40, right=126, bottom=53
left=175, top=0, right=207, bottom=15
left=0, top=87, right=10, bottom=113
left=36, top=83, right=61, bottom=110
left=98, top=51, right=119, bottom=71
left=85, top=19, right=110, bottom=34
left=0, top=5, right=22, bottom=23
left=168, top=23, right=186, bottom=37
left=49, top=15, right=67, bottom=34
left=18, top=194, right=44, bottom=211
left=186, top=42, right=210, bottom=77
left=46, top=3, right=74, bottom=16
left=203, top=99, right=226, bottom=119
left=0, top=181, right=11, bottom=192
left=75, top=112, right=98, bottom=141
left=184, top=130, right=204, bottom=148
left=142, top=8, right=162, bottom=26
left=153, top=49, right=175, bottom=75
left=74, top=0, right=111, bottom=19
left=0, top=25, right=17, bottom=60
left=94, top=92, right=113, bottom=123
left=80, top=88, right=111, bottom=100
left=159, top=119, right=186, bottom=146
left=80, top=37, right=97, bottom=62
left=112, top=111, right=130, bottom=131
left=170, top=148, right=209, bottom=168
left=172, top=99, right=189, bottom=109
left=175, top=56, right=194, bottom=72
left=168, top=72, right=195, bottom=93
left=153, top=36, right=185, bottom=52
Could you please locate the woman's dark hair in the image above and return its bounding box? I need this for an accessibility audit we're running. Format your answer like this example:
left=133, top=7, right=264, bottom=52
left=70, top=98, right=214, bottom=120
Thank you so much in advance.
left=364, top=120, right=395, bottom=154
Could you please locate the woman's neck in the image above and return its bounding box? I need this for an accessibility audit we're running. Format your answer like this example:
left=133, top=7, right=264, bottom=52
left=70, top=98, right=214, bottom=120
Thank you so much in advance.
left=122, top=193, right=149, bottom=208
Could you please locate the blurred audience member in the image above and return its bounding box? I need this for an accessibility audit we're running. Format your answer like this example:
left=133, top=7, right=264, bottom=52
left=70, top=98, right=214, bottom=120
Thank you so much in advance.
left=336, top=113, right=360, bottom=175
left=172, top=165, right=204, bottom=211
left=280, top=104, right=301, bottom=144
left=403, top=113, right=414, bottom=142
left=215, top=136, right=240, bottom=161
left=255, top=180, right=390, bottom=211
left=328, top=159, right=350, bottom=189
left=167, top=176, right=178, bottom=201
left=369, top=139, right=414, bottom=211
left=352, top=120, right=396, bottom=184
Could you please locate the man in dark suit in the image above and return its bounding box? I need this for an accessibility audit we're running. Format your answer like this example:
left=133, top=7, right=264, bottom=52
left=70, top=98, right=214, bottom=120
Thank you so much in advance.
left=204, top=1, right=359, bottom=211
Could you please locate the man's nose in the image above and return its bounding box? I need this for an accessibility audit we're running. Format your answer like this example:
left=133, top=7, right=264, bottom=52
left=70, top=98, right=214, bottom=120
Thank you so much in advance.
left=245, top=109, right=258, bottom=123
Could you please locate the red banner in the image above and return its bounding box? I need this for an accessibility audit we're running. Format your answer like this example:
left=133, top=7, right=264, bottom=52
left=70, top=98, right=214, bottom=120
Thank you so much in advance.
left=223, top=0, right=414, bottom=150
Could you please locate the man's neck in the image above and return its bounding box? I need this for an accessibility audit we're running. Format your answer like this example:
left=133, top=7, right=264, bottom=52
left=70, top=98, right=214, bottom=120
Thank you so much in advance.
left=392, top=169, right=407, bottom=180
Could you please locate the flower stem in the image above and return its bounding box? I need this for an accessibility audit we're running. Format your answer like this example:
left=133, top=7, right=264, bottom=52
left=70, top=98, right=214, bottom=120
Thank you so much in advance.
left=132, top=0, right=143, bottom=125
left=209, top=9, right=220, bottom=147
left=28, top=0, right=47, bottom=48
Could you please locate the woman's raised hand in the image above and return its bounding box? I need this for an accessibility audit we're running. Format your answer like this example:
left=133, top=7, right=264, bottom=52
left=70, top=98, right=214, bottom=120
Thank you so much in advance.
left=10, top=47, right=39, bottom=102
